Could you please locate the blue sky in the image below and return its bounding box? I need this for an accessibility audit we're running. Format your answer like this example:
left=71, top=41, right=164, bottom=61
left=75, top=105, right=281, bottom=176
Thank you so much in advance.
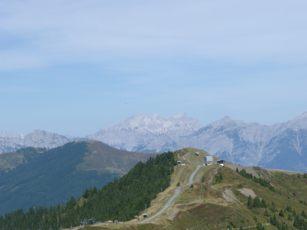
left=1, top=0, right=307, bottom=135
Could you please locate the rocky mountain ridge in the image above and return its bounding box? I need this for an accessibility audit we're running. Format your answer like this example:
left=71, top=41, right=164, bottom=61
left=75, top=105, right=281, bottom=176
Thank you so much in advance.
left=0, top=130, right=71, bottom=153
left=90, top=113, right=307, bottom=172
left=89, top=114, right=201, bottom=152
left=1, top=112, right=307, bottom=171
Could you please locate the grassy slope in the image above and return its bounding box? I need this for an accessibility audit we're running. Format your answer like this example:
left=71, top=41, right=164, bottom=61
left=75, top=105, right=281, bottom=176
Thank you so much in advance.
left=169, top=166, right=307, bottom=229
left=86, top=148, right=307, bottom=230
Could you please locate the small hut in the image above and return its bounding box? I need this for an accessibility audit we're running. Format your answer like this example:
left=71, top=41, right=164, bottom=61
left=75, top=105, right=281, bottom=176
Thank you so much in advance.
left=204, top=155, right=213, bottom=165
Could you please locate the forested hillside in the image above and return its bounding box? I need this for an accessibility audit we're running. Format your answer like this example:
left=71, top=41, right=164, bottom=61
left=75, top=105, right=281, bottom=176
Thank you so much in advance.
left=0, top=141, right=148, bottom=215
left=0, top=147, right=45, bottom=172
left=0, top=151, right=175, bottom=230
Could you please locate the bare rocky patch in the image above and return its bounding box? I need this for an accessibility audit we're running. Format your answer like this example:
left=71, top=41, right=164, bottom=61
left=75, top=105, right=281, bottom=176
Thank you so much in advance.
left=222, top=189, right=239, bottom=203
left=238, top=188, right=256, bottom=198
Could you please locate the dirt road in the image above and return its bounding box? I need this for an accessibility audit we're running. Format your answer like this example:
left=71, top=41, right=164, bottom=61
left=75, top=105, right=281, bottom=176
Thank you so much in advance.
left=142, top=164, right=202, bottom=223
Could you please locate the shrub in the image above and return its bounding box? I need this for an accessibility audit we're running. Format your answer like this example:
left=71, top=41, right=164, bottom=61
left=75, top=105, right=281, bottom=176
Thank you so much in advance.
left=237, top=169, right=275, bottom=191
left=214, top=172, right=223, bottom=184
left=247, top=196, right=266, bottom=209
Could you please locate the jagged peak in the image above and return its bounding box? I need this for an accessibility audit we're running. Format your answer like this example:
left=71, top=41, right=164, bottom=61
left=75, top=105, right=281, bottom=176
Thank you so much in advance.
left=208, top=116, right=243, bottom=129
left=281, top=111, right=307, bottom=130
left=102, top=113, right=201, bottom=134
left=26, top=129, right=62, bottom=136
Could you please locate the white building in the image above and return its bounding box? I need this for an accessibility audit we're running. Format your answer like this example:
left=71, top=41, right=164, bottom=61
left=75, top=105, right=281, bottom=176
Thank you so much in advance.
left=204, top=155, right=213, bottom=165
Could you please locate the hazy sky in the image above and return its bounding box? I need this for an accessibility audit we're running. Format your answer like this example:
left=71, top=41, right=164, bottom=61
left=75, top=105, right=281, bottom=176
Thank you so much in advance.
left=1, top=0, right=307, bottom=135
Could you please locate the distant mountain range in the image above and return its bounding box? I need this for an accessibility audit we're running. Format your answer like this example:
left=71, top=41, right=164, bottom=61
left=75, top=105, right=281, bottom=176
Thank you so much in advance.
left=0, top=130, right=70, bottom=153
left=1, top=113, right=307, bottom=172
left=90, top=113, right=307, bottom=172
left=89, top=114, right=202, bottom=153
left=0, top=141, right=149, bottom=215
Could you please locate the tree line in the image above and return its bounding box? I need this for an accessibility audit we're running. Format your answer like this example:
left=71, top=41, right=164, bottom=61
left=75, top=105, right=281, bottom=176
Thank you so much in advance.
left=236, top=168, right=275, bottom=191
left=0, top=152, right=176, bottom=230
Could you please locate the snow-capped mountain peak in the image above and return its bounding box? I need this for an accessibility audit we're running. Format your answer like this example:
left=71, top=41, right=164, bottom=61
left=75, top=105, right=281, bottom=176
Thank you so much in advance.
left=90, top=114, right=201, bottom=152
left=208, top=116, right=243, bottom=130
left=0, top=130, right=71, bottom=153
left=1, top=112, right=307, bottom=172
left=105, top=114, right=201, bottom=134
left=23, top=130, right=70, bottom=148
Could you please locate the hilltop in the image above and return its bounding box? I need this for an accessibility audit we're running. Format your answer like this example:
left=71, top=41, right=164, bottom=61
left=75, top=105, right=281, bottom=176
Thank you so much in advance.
left=82, top=148, right=307, bottom=230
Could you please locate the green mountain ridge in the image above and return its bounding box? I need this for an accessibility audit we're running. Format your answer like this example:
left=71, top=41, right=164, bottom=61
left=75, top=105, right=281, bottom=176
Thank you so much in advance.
left=1, top=148, right=306, bottom=230
left=0, top=141, right=149, bottom=215
left=0, top=147, right=46, bottom=172
left=0, top=151, right=175, bottom=230
left=85, top=149, right=307, bottom=230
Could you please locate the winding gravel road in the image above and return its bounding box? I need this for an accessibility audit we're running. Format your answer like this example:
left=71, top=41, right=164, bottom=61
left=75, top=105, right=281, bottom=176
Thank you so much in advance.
left=188, top=165, right=202, bottom=186
left=141, top=164, right=202, bottom=223
left=141, top=187, right=182, bottom=223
